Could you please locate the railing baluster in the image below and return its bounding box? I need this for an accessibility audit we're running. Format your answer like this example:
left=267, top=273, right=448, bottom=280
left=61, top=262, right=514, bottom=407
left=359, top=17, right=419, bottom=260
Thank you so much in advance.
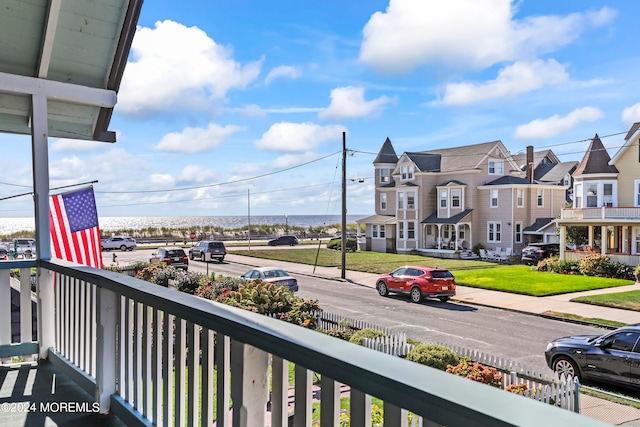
left=293, top=365, right=313, bottom=427
left=162, top=313, right=174, bottom=427
left=384, top=402, right=408, bottom=427
left=350, top=388, right=371, bottom=427
left=0, top=269, right=10, bottom=363
left=201, top=327, right=214, bottom=427
left=142, top=304, right=152, bottom=419
left=95, top=286, right=117, bottom=413
left=124, top=297, right=133, bottom=404
left=216, top=334, right=230, bottom=427
left=271, top=355, right=289, bottom=426
left=174, top=317, right=186, bottom=427
left=187, top=321, right=199, bottom=427
left=19, top=269, right=32, bottom=346
left=320, top=375, right=341, bottom=427
left=78, top=279, right=85, bottom=371
left=152, top=308, right=162, bottom=426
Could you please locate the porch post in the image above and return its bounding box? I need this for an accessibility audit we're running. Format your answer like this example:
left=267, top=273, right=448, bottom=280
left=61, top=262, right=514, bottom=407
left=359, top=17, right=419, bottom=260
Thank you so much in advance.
left=231, top=341, right=269, bottom=427
left=436, top=225, right=442, bottom=249
left=588, top=226, right=594, bottom=248
left=559, top=226, right=566, bottom=261
left=31, top=93, right=55, bottom=358
left=95, top=286, right=117, bottom=412
left=601, top=225, right=607, bottom=255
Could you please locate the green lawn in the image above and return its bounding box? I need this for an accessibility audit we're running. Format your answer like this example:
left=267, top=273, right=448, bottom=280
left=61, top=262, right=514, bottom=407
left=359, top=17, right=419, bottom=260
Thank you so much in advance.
left=230, top=248, right=634, bottom=297
left=570, top=290, right=640, bottom=312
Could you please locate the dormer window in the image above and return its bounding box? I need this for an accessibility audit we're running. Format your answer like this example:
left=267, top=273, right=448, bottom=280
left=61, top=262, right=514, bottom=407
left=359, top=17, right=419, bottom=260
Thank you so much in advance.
left=488, top=160, right=504, bottom=175
left=401, top=165, right=414, bottom=180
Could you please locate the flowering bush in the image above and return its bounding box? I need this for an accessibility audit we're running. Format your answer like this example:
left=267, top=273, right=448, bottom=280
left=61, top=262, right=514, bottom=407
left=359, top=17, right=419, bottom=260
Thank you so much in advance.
left=446, top=357, right=502, bottom=388
left=505, top=383, right=528, bottom=395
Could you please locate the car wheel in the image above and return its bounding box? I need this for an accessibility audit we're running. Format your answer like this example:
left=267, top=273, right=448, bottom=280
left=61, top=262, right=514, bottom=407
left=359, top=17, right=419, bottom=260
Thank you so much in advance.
left=376, top=281, right=389, bottom=297
left=218, top=257, right=224, bottom=262
left=189, top=252, right=194, bottom=260
left=553, top=356, right=580, bottom=379
left=438, top=296, right=450, bottom=302
left=120, top=245, right=127, bottom=251
left=410, top=287, right=422, bottom=303
left=201, top=253, right=206, bottom=262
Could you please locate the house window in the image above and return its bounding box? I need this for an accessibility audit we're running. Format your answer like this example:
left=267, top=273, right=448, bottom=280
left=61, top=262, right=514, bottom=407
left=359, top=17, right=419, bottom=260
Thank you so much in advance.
left=401, top=165, right=414, bottom=181
left=458, top=227, right=465, bottom=240
left=426, top=225, right=432, bottom=235
left=636, top=180, right=640, bottom=207
left=407, top=222, right=415, bottom=239
left=586, top=184, right=597, bottom=207
left=488, top=160, right=504, bottom=175
left=380, top=193, right=387, bottom=210
left=407, top=193, right=415, bottom=209
left=515, top=222, right=523, bottom=243
left=491, top=189, right=499, bottom=208
left=443, top=225, right=450, bottom=239
left=451, top=189, right=461, bottom=208
left=380, top=168, right=390, bottom=183
left=380, top=225, right=386, bottom=238
left=516, top=189, right=524, bottom=207
left=398, top=222, right=405, bottom=239
left=440, top=190, right=447, bottom=208
left=537, top=189, right=544, bottom=207
left=575, top=183, right=582, bottom=208
left=372, top=225, right=378, bottom=238
left=398, top=192, right=405, bottom=210
left=487, top=222, right=501, bottom=243
left=604, top=184, right=613, bottom=207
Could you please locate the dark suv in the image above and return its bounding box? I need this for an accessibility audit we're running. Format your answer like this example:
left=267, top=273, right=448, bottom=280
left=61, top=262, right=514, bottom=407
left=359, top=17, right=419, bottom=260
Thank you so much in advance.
left=268, top=235, right=299, bottom=246
left=189, top=240, right=227, bottom=262
left=521, top=243, right=560, bottom=265
left=150, top=247, right=189, bottom=270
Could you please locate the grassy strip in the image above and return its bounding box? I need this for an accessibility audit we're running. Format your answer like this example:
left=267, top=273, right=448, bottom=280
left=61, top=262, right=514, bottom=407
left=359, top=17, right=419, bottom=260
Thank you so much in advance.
left=580, top=387, right=640, bottom=410
left=570, top=290, right=640, bottom=312
left=541, top=311, right=627, bottom=328
left=230, top=248, right=633, bottom=297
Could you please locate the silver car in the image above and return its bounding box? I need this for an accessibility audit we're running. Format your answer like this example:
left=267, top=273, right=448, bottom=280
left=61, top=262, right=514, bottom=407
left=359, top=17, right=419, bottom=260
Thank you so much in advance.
left=241, top=267, right=298, bottom=292
left=101, top=236, right=137, bottom=251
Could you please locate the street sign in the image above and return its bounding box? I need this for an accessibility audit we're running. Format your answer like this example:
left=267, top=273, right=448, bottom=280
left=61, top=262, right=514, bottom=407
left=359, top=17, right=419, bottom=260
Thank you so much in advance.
left=190, top=231, right=196, bottom=240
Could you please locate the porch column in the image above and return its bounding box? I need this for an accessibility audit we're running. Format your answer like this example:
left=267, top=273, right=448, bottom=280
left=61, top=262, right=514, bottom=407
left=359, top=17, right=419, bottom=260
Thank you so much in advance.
left=31, top=93, right=55, bottom=358
left=436, top=225, right=442, bottom=249
left=231, top=341, right=269, bottom=427
left=601, top=225, right=607, bottom=255
left=559, top=226, right=566, bottom=261
left=588, top=226, right=594, bottom=248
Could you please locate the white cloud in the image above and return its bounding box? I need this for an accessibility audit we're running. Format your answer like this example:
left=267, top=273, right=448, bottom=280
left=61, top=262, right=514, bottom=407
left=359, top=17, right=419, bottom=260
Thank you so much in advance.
left=319, top=86, right=392, bottom=120
left=359, top=0, right=615, bottom=73
left=118, top=20, right=262, bottom=113
left=155, top=123, right=243, bottom=153
left=513, top=107, right=604, bottom=139
left=149, top=173, right=175, bottom=186
left=622, top=103, right=640, bottom=125
left=255, top=122, right=347, bottom=152
left=442, top=59, right=569, bottom=105
left=272, top=152, right=321, bottom=169
left=265, top=65, right=301, bottom=85
left=177, top=165, right=219, bottom=183
left=50, top=138, right=113, bottom=153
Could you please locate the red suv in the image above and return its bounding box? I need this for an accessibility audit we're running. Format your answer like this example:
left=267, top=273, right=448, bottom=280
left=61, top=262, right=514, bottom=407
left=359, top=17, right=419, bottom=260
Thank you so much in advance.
left=376, top=266, right=456, bottom=303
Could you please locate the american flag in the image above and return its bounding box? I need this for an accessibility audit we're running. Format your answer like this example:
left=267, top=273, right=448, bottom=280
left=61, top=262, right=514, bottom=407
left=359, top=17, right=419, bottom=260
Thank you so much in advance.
left=49, top=187, right=103, bottom=268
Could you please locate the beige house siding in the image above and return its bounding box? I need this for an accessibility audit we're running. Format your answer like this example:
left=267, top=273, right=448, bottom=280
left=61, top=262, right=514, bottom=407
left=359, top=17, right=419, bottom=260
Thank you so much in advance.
left=613, top=137, right=639, bottom=207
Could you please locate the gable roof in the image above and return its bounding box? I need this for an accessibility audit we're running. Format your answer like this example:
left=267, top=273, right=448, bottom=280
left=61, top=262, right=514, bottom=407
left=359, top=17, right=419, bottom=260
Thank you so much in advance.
left=485, top=176, right=531, bottom=186
left=512, top=149, right=560, bottom=171
left=405, top=152, right=442, bottom=172
left=523, top=218, right=555, bottom=233
left=374, top=137, right=399, bottom=164
left=609, top=122, right=640, bottom=165
left=420, top=140, right=520, bottom=173
left=572, top=134, right=619, bottom=176
left=535, top=161, right=578, bottom=184
left=0, top=0, right=143, bottom=142
left=421, top=209, right=473, bottom=225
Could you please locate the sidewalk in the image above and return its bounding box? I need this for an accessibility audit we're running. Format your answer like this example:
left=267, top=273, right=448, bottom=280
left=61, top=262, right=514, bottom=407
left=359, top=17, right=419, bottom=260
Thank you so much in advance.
left=227, top=253, right=640, bottom=325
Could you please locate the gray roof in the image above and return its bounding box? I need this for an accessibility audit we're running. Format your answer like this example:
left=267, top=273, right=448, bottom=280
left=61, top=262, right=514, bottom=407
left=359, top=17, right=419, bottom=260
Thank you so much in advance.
left=405, top=152, right=442, bottom=172
left=421, top=140, right=505, bottom=172
left=512, top=150, right=559, bottom=171
left=573, top=135, right=618, bottom=176
left=421, top=209, right=473, bottom=225
left=0, top=0, right=143, bottom=142
left=523, top=218, right=554, bottom=233
left=535, top=161, right=578, bottom=184
left=485, top=176, right=531, bottom=186
left=374, top=137, right=399, bottom=164
left=355, top=214, right=397, bottom=225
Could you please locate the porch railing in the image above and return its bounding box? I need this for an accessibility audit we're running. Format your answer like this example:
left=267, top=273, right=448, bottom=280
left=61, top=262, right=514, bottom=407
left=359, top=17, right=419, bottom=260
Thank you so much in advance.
left=561, top=206, right=640, bottom=220
left=2, top=258, right=611, bottom=427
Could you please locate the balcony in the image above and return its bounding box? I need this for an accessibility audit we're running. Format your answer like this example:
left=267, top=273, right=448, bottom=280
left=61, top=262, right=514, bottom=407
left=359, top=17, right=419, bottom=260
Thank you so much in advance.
left=560, top=206, right=640, bottom=221
left=0, top=259, right=608, bottom=427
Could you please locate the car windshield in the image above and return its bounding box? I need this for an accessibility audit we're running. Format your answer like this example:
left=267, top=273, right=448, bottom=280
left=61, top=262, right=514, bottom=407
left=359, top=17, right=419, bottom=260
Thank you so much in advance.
left=166, top=250, right=185, bottom=257
left=431, top=270, right=453, bottom=279
left=263, top=269, right=288, bottom=278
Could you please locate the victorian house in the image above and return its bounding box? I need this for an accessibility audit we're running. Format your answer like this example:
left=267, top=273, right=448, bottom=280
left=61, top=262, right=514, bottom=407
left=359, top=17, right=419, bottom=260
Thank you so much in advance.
left=357, top=137, right=576, bottom=257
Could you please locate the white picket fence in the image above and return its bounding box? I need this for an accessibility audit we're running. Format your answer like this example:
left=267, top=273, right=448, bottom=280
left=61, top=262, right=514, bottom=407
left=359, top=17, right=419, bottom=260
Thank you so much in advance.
left=360, top=335, right=580, bottom=412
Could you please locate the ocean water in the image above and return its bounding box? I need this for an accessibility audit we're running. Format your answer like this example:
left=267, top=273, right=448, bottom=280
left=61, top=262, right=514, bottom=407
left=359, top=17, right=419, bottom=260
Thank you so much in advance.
left=0, top=215, right=367, bottom=236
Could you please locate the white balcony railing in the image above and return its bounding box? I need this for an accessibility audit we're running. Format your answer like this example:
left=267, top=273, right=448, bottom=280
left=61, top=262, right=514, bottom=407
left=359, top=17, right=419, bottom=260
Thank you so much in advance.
left=1, top=259, right=611, bottom=427
left=561, top=206, right=640, bottom=220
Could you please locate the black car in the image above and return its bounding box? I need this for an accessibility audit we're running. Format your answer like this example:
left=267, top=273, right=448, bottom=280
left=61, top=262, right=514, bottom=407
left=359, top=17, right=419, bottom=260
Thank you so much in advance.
left=189, top=240, right=226, bottom=262
left=267, top=235, right=299, bottom=246
left=150, top=247, right=189, bottom=270
left=545, top=325, right=640, bottom=389
left=521, top=243, right=560, bottom=265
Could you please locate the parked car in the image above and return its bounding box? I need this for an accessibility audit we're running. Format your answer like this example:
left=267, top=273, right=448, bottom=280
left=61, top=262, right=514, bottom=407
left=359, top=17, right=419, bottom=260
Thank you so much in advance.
left=12, top=238, right=36, bottom=255
left=520, top=243, right=560, bottom=265
left=101, top=236, right=137, bottom=251
left=188, top=240, right=227, bottom=262
left=376, top=266, right=456, bottom=303
left=241, top=267, right=298, bottom=292
left=267, top=235, right=299, bottom=246
left=150, top=247, right=189, bottom=270
left=545, top=325, right=640, bottom=390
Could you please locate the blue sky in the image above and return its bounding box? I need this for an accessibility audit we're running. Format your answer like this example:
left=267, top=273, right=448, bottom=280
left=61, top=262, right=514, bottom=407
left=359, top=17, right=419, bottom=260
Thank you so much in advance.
left=2, top=0, right=640, bottom=218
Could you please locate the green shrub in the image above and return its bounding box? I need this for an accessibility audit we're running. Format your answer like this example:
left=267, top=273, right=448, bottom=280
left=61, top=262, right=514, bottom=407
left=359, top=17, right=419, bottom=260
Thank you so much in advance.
left=327, top=238, right=357, bottom=252
left=349, top=328, right=387, bottom=345
left=536, top=255, right=559, bottom=272
left=472, top=243, right=484, bottom=257
left=557, top=259, right=580, bottom=274
left=579, top=254, right=612, bottom=277
left=406, top=343, right=459, bottom=371
left=172, top=270, right=206, bottom=294
left=321, top=328, right=354, bottom=341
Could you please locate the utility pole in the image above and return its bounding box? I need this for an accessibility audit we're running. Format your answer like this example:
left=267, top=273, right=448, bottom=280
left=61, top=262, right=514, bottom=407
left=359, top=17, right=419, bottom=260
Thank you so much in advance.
left=341, top=131, right=346, bottom=279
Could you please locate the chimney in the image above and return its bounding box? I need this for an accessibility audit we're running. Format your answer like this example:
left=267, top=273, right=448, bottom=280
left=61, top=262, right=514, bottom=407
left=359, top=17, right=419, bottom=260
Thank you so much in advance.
left=526, top=145, right=534, bottom=184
